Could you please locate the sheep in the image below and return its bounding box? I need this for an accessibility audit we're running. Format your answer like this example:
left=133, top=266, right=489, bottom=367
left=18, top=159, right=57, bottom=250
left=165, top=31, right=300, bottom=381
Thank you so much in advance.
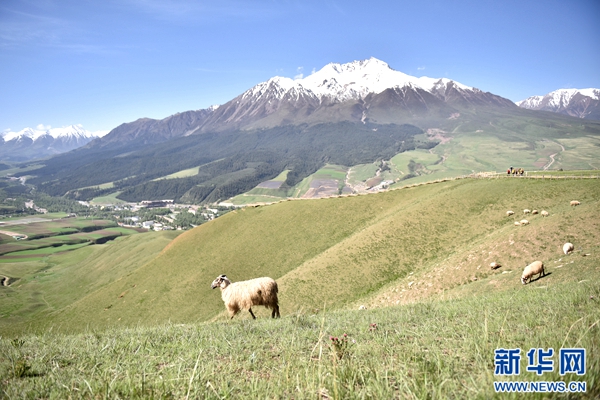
left=514, top=221, right=521, bottom=226
left=532, top=210, right=539, bottom=215
left=563, top=242, right=574, bottom=255
left=523, top=209, right=531, bottom=214
left=541, top=210, right=549, bottom=217
left=211, top=275, right=280, bottom=319
left=570, top=200, right=580, bottom=207
left=521, top=261, right=545, bottom=284
left=490, top=262, right=501, bottom=270
left=520, top=219, right=529, bottom=225
left=506, top=210, right=514, bottom=217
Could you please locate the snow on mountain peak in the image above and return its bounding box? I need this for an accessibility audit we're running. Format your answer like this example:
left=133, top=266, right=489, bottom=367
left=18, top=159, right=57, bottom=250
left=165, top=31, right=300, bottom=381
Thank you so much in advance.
left=517, top=88, right=600, bottom=108
left=1, top=124, right=101, bottom=143
left=242, top=57, right=474, bottom=103
left=516, top=88, right=600, bottom=120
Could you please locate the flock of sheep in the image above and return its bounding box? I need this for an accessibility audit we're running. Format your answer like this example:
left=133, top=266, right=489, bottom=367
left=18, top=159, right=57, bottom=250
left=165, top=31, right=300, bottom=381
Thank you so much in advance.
left=211, top=200, right=583, bottom=319
left=503, top=200, right=580, bottom=285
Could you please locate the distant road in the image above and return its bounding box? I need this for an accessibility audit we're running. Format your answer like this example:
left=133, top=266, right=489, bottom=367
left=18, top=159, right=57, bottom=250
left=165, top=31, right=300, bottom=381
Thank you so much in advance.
left=0, top=230, right=28, bottom=239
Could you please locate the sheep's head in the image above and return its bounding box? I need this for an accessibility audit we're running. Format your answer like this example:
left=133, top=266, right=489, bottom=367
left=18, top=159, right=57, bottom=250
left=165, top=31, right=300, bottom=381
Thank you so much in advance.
left=211, top=274, right=231, bottom=289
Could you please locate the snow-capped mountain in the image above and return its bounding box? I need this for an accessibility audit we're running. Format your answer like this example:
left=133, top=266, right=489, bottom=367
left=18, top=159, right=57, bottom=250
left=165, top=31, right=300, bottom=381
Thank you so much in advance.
left=94, top=57, right=516, bottom=147
left=195, top=57, right=515, bottom=132
left=245, top=58, right=474, bottom=102
left=517, top=88, right=600, bottom=120
left=1, top=125, right=102, bottom=162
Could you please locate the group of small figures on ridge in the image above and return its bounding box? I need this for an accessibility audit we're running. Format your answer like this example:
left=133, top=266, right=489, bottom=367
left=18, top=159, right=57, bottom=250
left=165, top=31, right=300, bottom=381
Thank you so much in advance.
left=507, top=166, right=525, bottom=175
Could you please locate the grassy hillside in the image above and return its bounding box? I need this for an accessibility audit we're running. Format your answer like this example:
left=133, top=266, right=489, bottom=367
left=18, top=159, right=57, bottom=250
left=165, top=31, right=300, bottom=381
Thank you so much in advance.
left=2, top=176, right=597, bottom=335
left=1, top=277, right=598, bottom=398
left=0, top=231, right=180, bottom=333
left=1, top=177, right=599, bottom=398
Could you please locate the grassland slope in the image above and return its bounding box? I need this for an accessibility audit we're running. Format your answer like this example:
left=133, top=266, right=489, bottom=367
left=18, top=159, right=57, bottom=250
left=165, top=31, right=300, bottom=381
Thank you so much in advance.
left=23, top=176, right=599, bottom=333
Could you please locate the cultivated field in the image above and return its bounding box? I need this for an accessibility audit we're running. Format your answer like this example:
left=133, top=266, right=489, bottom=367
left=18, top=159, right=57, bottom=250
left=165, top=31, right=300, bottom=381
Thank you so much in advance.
left=0, top=218, right=138, bottom=260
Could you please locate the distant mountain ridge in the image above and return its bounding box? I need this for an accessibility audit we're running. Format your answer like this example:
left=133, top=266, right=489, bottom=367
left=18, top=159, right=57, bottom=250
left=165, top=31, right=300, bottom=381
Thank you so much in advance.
left=517, top=88, right=600, bottom=120
left=1, top=125, right=102, bottom=162
left=17, top=58, right=600, bottom=205
left=95, top=57, right=516, bottom=147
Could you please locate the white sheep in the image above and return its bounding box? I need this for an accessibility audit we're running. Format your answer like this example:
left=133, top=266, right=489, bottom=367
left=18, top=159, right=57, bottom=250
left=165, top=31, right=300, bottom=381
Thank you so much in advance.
left=570, top=200, right=580, bottom=207
left=506, top=211, right=514, bottom=217
left=523, top=209, right=531, bottom=214
left=490, top=262, right=501, bottom=270
left=520, top=219, right=529, bottom=225
left=532, top=210, right=539, bottom=215
left=514, top=221, right=521, bottom=226
left=541, top=210, right=549, bottom=217
left=211, top=275, right=280, bottom=319
left=563, top=242, right=574, bottom=255
left=521, top=261, right=545, bottom=284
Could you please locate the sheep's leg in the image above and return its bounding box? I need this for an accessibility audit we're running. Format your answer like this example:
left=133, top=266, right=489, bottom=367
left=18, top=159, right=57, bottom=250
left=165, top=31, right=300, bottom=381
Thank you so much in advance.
left=248, top=308, right=256, bottom=319
left=271, top=306, right=280, bottom=318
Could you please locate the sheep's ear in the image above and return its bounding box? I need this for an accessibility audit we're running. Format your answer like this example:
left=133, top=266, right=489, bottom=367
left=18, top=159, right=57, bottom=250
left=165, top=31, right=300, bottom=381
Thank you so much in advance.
left=220, top=274, right=227, bottom=278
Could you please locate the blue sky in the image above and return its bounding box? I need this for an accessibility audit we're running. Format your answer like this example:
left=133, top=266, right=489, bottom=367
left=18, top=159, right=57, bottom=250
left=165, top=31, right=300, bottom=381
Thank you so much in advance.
left=1, top=0, right=599, bottom=134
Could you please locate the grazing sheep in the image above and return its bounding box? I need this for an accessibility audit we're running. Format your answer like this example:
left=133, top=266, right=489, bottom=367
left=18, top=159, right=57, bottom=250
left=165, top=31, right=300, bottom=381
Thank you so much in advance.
left=514, top=221, right=521, bottom=226
left=570, top=200, right=580, bottom=207
left=211, top=275, right=280, bottom=319
left=523, top=209, right=531, bottom=214
left=521, top=261, right=545, bottom=284
left=520, top=219, right=529, bottom=225
left=541, top=210, right=549, bottom=217
left=532, top=210, right=539, bottom=215
left=563, top=242, right=574, bottom=255
left=490, top=262, right=501, bottom=270
left=506, top=210, right=514, bottom=217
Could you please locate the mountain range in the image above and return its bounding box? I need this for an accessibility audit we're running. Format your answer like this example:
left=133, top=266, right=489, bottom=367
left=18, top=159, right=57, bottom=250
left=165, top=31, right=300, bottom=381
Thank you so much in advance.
left=11, top=58, right=600, bottom=204
left=517, top=88, right=600, bottom=120
left=93, top=57, right=516, bottom=148
left=1, top=125, right=101, bottom=162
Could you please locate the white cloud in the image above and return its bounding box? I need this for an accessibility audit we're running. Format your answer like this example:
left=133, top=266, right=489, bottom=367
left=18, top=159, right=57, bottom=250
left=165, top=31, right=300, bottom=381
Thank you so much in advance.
left=417, top=66, right=426, bottom=71
left=294, top=66, right=304, bottom=80
left=36, top=124, right=51, bottom=131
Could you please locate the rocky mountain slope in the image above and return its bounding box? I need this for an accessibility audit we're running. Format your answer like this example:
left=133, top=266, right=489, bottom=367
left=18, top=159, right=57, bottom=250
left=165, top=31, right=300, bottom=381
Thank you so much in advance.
left=1, top=125, right=101, bottom=162
left=517, top=88, right=600, bottom=120
left=94, top=57, right=517, bottom=147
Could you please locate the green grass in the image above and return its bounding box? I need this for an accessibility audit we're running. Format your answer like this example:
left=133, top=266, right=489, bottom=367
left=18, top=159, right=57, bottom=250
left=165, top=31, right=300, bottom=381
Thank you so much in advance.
left=0, top=242, right=92, bottom=261
left=90, top=191, right=128, bottom=205
left=526, top=170, right=600, bottom=177
left=77, top=181, right=115, bottom=190
left=291, top=164, right=347, bottom=198
left=1, top=177, right=599, bottom=398
left=153, top=166, right=201, bottom=180
left=1, top=280, right=597, bottom=399
left=2, top=177, right=597, bottom=335
left=0, top=164, right=44, bottom=178
left=0, top=231, right=181, bottom=330
left=0, top=219, right=135, bottom=257
left=347, top=162, right=379, bottom=183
